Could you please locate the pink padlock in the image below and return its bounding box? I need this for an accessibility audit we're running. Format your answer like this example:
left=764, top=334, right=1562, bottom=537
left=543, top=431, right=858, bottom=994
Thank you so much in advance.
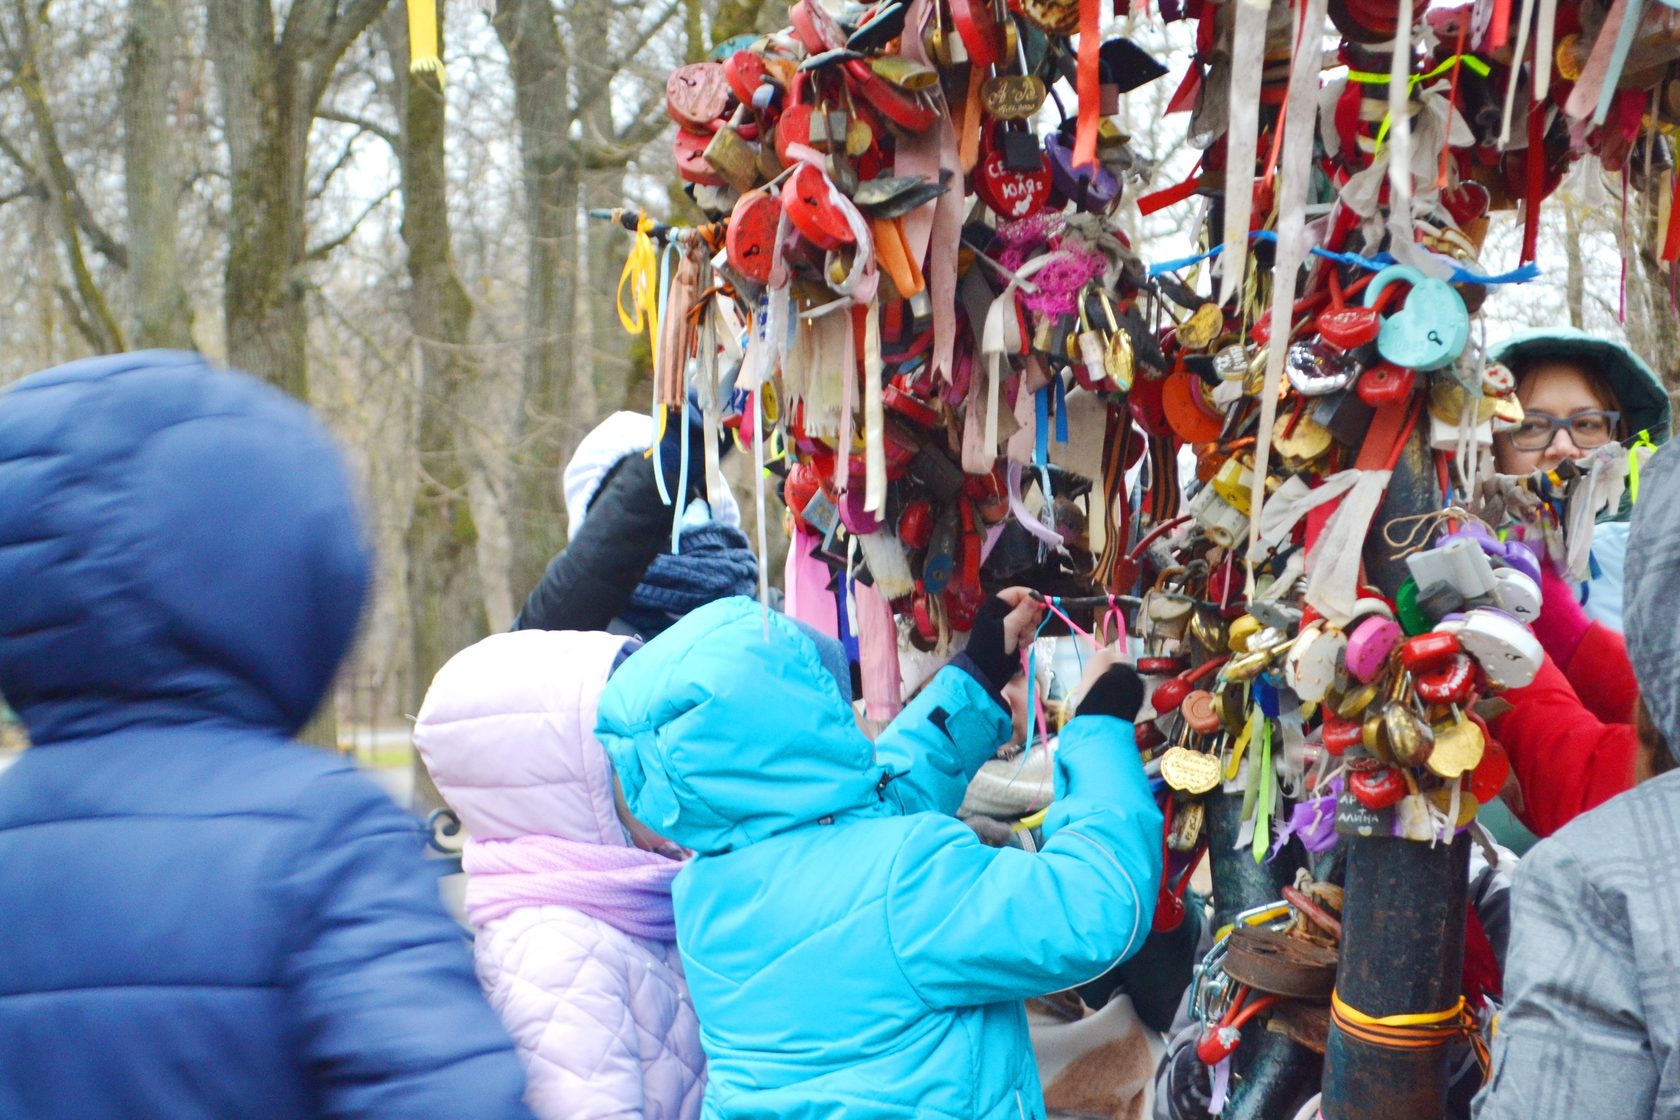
left=1345, top=615, right=1403, bottom=684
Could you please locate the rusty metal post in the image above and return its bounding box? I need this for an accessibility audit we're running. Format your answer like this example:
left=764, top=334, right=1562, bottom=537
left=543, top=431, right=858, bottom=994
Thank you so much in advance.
left=1321, top=426, right=1470, bottom=1119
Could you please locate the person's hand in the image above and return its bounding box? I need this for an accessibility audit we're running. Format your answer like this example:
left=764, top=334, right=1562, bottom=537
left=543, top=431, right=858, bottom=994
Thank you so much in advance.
left=963, top=588, right=1047, bottom=691
left=1068, top=647, right=1144, bottom=722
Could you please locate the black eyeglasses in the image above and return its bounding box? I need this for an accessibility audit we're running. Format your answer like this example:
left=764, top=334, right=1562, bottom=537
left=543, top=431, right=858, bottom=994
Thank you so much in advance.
left=1506, top=410, right=1621, bottom=452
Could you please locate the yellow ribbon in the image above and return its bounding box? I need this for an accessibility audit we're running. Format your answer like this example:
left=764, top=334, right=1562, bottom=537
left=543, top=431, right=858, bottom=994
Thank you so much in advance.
left=1345, top=55, right=1492, bottom=150
left=1630, top=429, right=1658, bottom=504
left=618, top=215, right=662, bottom=369
left=405, top=0, right=445, bottom=87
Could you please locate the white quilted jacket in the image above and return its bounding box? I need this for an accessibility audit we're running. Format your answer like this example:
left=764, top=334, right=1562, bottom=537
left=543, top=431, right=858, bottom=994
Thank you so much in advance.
left=415, top=630, right=705, bottom=1120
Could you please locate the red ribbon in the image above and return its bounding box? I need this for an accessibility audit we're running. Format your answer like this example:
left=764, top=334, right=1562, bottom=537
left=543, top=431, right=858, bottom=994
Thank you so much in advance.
left=1074, top=0, right=1101, bottom=168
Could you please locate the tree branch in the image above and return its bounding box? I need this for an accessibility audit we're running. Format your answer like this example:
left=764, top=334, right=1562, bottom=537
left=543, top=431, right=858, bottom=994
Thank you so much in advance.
left=317, top=104, right=399, bottom=150
left=306, top=183, right=397, bottom=260
left=569, top=0, right=681, bottom=123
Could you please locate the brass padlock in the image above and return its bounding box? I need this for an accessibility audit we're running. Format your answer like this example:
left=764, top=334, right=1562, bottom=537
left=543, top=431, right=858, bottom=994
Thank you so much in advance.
left=1177, top=302, right=1225, bottom=351
left=704, top=120, right=762, bottom=194
left=1168, top=798, right=1205, bottom=851
left=1425, top=706, right=1484, bottom=778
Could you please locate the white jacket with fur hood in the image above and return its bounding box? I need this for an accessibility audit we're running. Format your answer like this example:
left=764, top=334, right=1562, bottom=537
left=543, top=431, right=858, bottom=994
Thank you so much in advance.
left=414, top=629, right=704, bottom=1120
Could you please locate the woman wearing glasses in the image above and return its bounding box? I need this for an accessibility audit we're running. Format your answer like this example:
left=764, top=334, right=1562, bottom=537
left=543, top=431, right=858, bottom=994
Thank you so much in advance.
left=1484, top=329, right=1671, bottom=841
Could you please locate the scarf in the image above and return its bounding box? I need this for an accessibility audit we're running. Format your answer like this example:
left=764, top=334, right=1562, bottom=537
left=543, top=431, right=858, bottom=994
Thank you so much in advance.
left=619, top=522, right=759, bottom=637
left=463, top=834, right=682, bottom=943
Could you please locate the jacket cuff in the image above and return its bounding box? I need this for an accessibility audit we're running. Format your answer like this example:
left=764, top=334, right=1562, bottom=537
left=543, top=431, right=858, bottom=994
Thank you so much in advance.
left=950, top=652, right=1010, bottom=712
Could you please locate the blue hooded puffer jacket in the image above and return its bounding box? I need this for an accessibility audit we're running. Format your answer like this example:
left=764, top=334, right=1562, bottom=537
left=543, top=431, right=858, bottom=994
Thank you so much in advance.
left=596, top=596, right=1163, bottom=1120
left=0, top=352, right=532, bottom=1120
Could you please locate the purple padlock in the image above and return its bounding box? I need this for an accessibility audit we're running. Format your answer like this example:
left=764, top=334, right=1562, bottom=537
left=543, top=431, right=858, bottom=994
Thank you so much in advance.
left=838, top=488, right=882, bottom=535
left=1044, top=131, right=1121, bottom=215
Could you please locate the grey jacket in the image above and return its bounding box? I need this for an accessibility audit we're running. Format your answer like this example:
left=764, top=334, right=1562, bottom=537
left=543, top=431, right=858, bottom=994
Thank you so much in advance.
left=1474, top=769, right=1680, bottom=1118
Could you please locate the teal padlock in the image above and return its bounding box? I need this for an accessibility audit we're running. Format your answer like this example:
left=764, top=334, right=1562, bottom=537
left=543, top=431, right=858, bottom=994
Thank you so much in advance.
left=1363, top=264, right=1470, bottom=372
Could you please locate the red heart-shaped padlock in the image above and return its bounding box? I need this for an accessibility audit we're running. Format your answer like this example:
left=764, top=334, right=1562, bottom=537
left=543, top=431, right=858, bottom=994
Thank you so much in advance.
left=727, top=190, right=781, bottom=285
left=666, top=63, right=731, bottom=131
left=1152, top=677, right=1192, bottom=715
left=1350, top=766, right=1407, bottom=810
left=899, top=500, right=934, bottom=550
left=1357, top=361, right=1417, bottom=407
left=674, top=128, right=725, bottom=186
left=1322, top=710, right=1363, bottom=756
left=973, top=125, right=1050, bottom=221
left=783, top=163, right=854, bottom=251
left=1466, top=724, right=1509, bottom=804
left=725, top=50, right=769, bottom=105
left=1153, top=890, right=1186, bottom=933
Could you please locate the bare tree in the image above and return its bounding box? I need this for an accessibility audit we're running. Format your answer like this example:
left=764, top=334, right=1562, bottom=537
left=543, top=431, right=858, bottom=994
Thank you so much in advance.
left=124, top=0, right=195, bottom=349
left=205, top=0, right=392, bottom=399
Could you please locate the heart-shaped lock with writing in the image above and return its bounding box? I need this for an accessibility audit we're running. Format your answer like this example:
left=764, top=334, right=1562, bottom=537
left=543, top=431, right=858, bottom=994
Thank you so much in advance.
left=973, top=121, right=1050, bottom=220
left=1365, top=264, right=1471, bottom=371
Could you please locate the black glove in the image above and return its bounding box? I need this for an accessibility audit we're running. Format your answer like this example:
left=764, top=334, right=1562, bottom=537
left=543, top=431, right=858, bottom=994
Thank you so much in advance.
left=963, top=595, right=1024, bottom=692
left=1075, top=664, right=1144, bottom=722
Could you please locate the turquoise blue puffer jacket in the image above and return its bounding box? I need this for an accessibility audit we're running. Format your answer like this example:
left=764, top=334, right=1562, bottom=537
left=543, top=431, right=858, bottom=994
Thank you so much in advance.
left=595, top=596, right=1163, bottom=1119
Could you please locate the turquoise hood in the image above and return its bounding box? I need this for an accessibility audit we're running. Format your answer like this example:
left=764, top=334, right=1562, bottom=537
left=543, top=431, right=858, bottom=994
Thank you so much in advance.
left=596, top=595, right=888, bottom=855
left=1490, top=327, right=1671, bottom=446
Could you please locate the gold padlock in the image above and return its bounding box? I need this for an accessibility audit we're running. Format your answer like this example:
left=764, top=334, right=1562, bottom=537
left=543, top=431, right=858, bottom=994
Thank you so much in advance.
left=1272, top=415, right=1333, bottom=465
left=1425, top=709, right=1485, bottom=778
left=1177, top=303, right=1225, bottom=351
left=704, top=124, right=762, bottom=194
left=1168, top=798, right=1205, bottom=851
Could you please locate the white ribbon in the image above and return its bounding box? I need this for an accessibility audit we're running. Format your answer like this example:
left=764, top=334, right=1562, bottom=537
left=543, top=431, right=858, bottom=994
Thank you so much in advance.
left=1304, top=469, right=1394, bottom=625
left=1220, top=0, right=1272, bottom=307
left=1247, top=0, right=1329, bottom=588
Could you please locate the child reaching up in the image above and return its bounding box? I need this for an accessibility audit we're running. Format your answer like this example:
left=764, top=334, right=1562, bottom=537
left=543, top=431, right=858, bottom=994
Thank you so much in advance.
left=595, top=593, right=1162, bottom=1120
left=415, top=630, right=705, bottom=1120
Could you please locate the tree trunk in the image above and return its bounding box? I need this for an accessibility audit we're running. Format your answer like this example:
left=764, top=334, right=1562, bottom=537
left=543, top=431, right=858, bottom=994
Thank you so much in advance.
left=1564, top=195, right=1585, bottom=331
left=124, top=0, right=196, bottom=350
left=204, top=0, right=393, bottom=748
left=207, top=2, right=311, bottom=397
left=381, top=5, right=488, bottom=811
left=494, top=0, right=580, bottom=596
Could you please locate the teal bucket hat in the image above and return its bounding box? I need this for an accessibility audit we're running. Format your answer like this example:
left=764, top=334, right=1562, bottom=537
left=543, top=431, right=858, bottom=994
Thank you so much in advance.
left=1490, top=327, right=1672, bottom=447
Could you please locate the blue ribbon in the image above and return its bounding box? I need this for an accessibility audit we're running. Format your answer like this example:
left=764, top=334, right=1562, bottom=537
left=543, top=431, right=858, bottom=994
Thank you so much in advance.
left=1053, top=373, right=1070, bottom=445
left=1035, top=386, right=1051, bottom=466
left=1148, top=230, right=1541, bottom=287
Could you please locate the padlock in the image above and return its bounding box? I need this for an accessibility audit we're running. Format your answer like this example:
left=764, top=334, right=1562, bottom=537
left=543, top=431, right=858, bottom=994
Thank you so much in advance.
left=1365, top=264, right=1470, bottom=371
left=1350, top=766, right=1408, bottom=810
left=1175, top=302, right=1225, bottom=352
left=1312, top=390, right=1376, bottom=447
left=666, top=62, right=732, bottom=131
left=705, top=111, right=763, bottom=194
left=921, top=507, right=960, bottom=594
left=1188, top=484, right=1247, bottom=550
left=1357, top=361, right=1416, bottom=407
left=1405, top=536, right=1498, bottom=604
left=783, top=162, right=854, bottom=252
left=1317, top=270, right=1382, bottom=350
left=1415, top=652, right=1476, bottom=705
left=1168, top=799, right=1205, bottom=852
left=974, top=120, right=1050, bottom=220
left=1286, top=341, right=1359, bottom=396
left=1210, top=458, right=1254, bottom=516
left=1426, top=707, right=1485, bottom=778
left=1481, top=361, right=1516, bottom=395
left=1491, top=567, right=1542, bottom=624
left=924, top=0, right=969, bottom=66
left=1383, top=694, right=1435, bottom=769
left=726, top=189, right=780, bottom=286
left=1399, top=631, right=1461, bottom=674
left=1287, top=624, right=1346, bottom=703
left=1045, top=128, right=1123, bottom=215
left=1323, top=709, right=1364, bottom=755
left=898, top=499, right=934, bottom=551
left=1448, top=608, right=1544, bottom=690
left=1272, top=413, right=1334, bottom=466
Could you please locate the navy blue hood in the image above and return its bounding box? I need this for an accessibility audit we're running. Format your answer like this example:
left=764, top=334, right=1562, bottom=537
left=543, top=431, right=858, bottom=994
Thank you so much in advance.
left=0, top=351, right=370, bottom=744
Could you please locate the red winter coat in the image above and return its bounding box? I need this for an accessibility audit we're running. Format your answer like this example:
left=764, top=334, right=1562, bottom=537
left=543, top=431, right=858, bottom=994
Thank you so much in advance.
left=1492, top=621, right=1638, bottom=838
